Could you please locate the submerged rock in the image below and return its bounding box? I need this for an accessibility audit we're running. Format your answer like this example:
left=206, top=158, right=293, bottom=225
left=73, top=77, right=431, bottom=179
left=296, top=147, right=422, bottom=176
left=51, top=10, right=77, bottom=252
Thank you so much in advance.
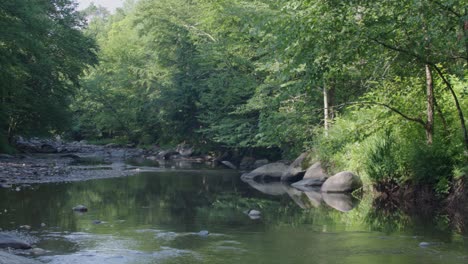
left=197, top=230, right=209, bottom=237
left=0, top=233, right=32, bottom=249
left=321, top=171, right=362, bottom=193
left=418, top=242, right=431, bottom=248
left=221, top=161, right=237, bottom=170
left=72, top=205, right=88, bottom=212
left=245, top=209, right=261, bottom=220
left=247, top=209, right=261, bottom=217
left=0, top=251, right=42, bottom=264
left=30, top=247, right=46, bottom=255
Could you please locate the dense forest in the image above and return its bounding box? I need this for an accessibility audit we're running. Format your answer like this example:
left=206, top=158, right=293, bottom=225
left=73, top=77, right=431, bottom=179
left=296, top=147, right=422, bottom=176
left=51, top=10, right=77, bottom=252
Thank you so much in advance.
left=1, top=0, right=467, bottom=191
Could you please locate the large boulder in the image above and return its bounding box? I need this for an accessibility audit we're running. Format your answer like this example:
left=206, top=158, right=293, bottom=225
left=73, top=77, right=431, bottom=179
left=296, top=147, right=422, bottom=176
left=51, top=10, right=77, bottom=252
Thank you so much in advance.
left=321, top=171, right=362, bottom=193
left=241, top=162, right=290, bottom=180
left=291, top=162, right=328, bottom=189
left=290, top=153, right=308, bottom=168
left=280, top=153, right=308, bottom=182
left=304, top=162, right=328, bottom=180
left=281, top=170, right=306, bottom=182
left=291, top=177, right=326, bottom=190
left=0, top=251, right=42, bottom=264
left=0, top=233, right=32, bottom=249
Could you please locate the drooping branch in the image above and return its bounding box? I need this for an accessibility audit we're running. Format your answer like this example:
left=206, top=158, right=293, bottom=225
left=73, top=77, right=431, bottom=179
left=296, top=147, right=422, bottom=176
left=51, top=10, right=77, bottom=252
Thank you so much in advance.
left=428, top=0, right=462, bottom=18
left=370, top=38, right=431, bottom=65
left=336, top=101, right=426, bottom=127
left=432, top=64, right=468, bottom=151
left=182, top=24, right=217, bottom=42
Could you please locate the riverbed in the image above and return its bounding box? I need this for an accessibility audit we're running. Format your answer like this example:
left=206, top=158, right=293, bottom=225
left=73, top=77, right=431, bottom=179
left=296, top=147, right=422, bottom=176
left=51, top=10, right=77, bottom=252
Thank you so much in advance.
left=1, top=165, right=468, bottom=264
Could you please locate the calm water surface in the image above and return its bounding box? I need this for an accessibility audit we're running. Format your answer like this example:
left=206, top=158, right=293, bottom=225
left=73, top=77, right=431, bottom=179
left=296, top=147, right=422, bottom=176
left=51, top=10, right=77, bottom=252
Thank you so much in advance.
left=1, top=168, right=467, bottom=263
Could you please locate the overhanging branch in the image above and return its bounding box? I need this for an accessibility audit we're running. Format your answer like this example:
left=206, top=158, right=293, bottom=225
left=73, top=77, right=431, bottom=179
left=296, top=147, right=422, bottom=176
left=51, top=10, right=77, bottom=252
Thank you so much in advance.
left=336, top=101, right=426, bottom=126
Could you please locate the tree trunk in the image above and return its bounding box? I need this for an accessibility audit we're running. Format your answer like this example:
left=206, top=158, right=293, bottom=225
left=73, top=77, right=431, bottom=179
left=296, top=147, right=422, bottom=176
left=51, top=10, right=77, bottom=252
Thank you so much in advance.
left=425, top=64, right=434, bottom=145
left=324, top=84, right=329, bottom=135
left=464, top=19, right=468, bottom=65
left=323, top=82, right=335, bottom=136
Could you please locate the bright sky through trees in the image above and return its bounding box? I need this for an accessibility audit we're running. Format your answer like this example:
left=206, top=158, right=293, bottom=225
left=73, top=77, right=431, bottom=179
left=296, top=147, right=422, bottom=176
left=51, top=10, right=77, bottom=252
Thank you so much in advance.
left=76, top=0, right=124, bottom=11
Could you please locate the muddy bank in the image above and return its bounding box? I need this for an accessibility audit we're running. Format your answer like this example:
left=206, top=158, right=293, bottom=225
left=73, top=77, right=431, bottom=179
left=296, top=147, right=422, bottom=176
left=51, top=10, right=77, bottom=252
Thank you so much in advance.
left=370, top=179, right=468, bottom=236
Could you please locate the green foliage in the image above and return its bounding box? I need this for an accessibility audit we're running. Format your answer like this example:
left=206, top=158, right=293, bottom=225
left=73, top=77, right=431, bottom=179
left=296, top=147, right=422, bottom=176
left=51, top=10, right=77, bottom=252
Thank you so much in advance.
left=0, top=0, right=96, bottom=147
left=362, top=131, right=402, bottom=183
left=69, top=0, right=467, bottom=191
left=453, top=165, right=468, bottom=180
left=314, top=71, right=466, bottom=188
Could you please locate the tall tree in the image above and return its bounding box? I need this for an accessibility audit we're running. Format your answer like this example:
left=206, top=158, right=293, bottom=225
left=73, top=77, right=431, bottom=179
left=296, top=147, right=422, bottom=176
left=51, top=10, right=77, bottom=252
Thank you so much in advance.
left=0, top=0, right=96, bottom=147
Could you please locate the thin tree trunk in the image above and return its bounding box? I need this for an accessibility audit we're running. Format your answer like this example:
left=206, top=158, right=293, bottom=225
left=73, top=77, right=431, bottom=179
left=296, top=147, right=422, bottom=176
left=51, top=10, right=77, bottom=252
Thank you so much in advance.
left=323, top=84, right=329, bottom=135
left=464, top=19, right=468, bottom=65
left=323, top=82, right=335, bottom=136
left=425, top=64, right=434, bottom=144
left=329, top=85, right=335, bottom=121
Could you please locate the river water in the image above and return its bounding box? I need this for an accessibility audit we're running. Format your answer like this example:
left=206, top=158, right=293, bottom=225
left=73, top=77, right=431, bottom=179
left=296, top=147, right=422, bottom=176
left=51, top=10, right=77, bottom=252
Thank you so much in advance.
left=1, top=168, right=468, bottom=263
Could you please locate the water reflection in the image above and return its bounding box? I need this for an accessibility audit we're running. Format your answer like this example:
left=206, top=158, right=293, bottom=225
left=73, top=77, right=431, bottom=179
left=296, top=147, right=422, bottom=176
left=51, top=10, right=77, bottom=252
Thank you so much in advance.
left=241, top=178, right=359, bottom=212
left=322, top=193, right=359, bottom=212
left=1, top=170, right=468, bottom=264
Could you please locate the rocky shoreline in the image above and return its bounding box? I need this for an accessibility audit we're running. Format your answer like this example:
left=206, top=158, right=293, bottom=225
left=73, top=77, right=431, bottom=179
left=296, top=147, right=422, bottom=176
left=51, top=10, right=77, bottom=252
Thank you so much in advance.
left=0, top=139, right=218, bottom=187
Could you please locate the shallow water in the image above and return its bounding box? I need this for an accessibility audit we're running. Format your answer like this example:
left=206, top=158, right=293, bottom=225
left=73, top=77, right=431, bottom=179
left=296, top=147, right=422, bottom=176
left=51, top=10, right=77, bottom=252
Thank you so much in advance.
left=1, top=168, right=468, bottom=263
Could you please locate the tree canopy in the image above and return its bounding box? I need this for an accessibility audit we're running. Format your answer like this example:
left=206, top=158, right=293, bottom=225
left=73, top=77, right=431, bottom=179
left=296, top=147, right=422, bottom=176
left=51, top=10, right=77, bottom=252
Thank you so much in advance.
left=0, top=0, right=97, bottom=150
left=1, top=0, right=466, bottom=187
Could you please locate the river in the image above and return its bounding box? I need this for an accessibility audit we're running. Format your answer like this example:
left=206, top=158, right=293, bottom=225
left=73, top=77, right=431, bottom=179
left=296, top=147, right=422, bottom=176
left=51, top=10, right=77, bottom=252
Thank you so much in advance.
left=1, top=166, right=467, bottom=263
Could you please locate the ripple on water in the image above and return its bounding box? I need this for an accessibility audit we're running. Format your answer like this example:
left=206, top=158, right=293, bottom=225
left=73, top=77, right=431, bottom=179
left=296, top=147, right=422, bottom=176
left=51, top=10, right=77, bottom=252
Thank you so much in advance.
left=40, top=247, right=200, bottom=264
left=38, top=231, right=202, bottom=264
